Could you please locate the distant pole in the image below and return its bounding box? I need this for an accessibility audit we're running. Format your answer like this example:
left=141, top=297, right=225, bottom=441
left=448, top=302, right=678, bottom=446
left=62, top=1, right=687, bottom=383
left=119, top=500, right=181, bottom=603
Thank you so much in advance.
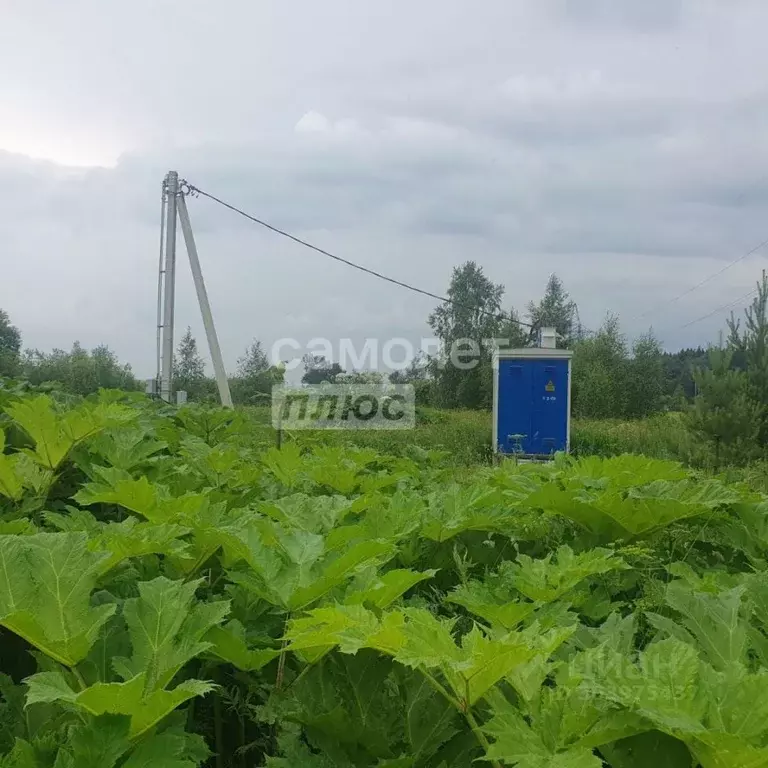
left=176, top=192, right=233, bottom=408
left=160, top=171, right=179, bottom=403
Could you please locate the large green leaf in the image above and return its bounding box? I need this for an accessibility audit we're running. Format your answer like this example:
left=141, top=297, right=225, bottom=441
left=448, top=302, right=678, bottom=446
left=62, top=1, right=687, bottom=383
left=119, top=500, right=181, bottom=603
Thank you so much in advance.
left=25, top=670, right=213, bottom=739
left=599, top=730, right=693, bottom=768
left=688, top=735, right=768, bottom=768
left=277, top=651, right=403, bottom=762
left=398, top=669, right=460, bottom=761
left=261, top=443, right=305, bottom=488
left=260, top=493, right=353, bottom=533
left=56, top=715, right=131, bottom=768
left=0, top=431, right=23, bottom=502
left=511, top=546, right=626, bottom=603
left=7, top=396, right=133, bottom=470
left=579, top=638, right=705, bottom=735
left=83, top=427, right=167, bottom=474
left=205, top=620, right=280, bottom=671
left=74, top=467, right=208, bottom=524
left=527, top=474, right=738, bottom=541
left=225, top=518, right=396, bottom=611
left=0, top=738, right=39, bottom=768
left=121, top=728, right=208, bottom=768
left=663, top=580, right=748, bottom=670
left=345, top=568, right=437, bottom=609
left=481, top=694, right=603, bottom=767
left=95, top=519, right=192, bottom=573
left=116, top=576, right=229, bottom=690
left=286, top=605, right=539, bottom=708
left=0, top=533, right=114, bottom=666
left=421, top=485, right=508, bottom=542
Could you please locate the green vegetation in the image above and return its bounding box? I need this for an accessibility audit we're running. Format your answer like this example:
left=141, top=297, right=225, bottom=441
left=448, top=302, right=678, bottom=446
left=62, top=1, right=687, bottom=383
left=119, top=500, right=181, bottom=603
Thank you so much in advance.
left=4, top=266, right=768, bottom=765
left=1, top=391, right=768, bottom=767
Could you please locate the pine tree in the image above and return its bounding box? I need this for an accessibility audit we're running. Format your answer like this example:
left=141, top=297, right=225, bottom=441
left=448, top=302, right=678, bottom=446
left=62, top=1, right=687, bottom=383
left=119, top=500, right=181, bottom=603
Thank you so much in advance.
left=527, top=274, right=579, bottom=346
left=175, top=328, right=206, bottom=400
left=236, top=340, right=269, bottom=379
left=727, top=272, right=768, bottom=442
left=687, top=347, right=761, bottom=469
left=230, top=339, right=282, bottom=404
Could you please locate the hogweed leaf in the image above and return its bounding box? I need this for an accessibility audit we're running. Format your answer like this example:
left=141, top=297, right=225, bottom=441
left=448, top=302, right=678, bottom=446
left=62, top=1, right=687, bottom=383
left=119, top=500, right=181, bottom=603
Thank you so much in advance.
left=345, top=568, right=437, bottom=609
left=0, top=431, right=23, bottom=501
left=0, top=533, right=115, bottom=666
left=259, top=493, right=352, bottom=534
left=57, top=715, right=131, bottom=768
left=664, top=581, right=748, bottom=670
left=94, top=520, right=192, bottom=573
left=457, top=625, right=537, bottom=705
left=287, top=606, right=545, bottom=708
left=25, top=670, right=213, bottom=739
left=261, top=443, right=304, bottom=488
left=85, top=427, right=167, bottom=473
left=511, top=546, right=626, bottom=603
left=121, top=729, right=207, bottom=768
left=7, top=396, right=133, bottom=470
left=204, top=620, right=280, bottom=671
left=481, top=694, right=603, bottom=768
left=421, top=485, right=508, bottom=542
left=118, top=577, right=228, bottom=691
left=447, top=582, right=537, bottom=631
left=688, top=733, right=768, bottom=768
left=399, top=669, right=460, bottom=760
left=580, top=638, right=705, bottom=735
left=288, top=540, right=396, bottom=611
left=73, top=469, right=162, bottom=520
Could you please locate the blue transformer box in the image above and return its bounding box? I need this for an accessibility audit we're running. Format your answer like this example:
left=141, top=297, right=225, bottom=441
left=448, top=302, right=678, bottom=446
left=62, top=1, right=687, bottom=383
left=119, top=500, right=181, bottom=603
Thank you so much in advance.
left=493, top=348, right=573, bottom=456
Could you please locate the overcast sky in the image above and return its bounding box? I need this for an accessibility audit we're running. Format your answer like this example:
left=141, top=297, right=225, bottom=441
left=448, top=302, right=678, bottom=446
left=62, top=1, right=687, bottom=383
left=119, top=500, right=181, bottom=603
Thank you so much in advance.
left=2, top=0, right=768, bottom=376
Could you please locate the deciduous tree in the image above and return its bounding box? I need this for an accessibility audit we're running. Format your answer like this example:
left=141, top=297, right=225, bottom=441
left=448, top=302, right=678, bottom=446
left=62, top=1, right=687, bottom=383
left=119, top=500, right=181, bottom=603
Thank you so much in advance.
left=0, top=308, right=21, bottom=377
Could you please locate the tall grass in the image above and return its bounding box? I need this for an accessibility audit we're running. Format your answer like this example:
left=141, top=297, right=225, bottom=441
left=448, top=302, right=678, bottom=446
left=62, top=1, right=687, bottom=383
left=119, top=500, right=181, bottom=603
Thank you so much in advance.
left=571, top=413, right=700, bottom=464
left=243, top=405, right=768, bottom=487
left=242, top=406, right=494, bottom=465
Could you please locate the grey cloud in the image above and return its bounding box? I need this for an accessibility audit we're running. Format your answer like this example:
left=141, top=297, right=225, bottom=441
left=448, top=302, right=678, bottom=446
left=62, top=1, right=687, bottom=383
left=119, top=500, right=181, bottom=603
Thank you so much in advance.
left=2, top=0, right=768, bottom=375
left=552, top=0, right=685, bottom=31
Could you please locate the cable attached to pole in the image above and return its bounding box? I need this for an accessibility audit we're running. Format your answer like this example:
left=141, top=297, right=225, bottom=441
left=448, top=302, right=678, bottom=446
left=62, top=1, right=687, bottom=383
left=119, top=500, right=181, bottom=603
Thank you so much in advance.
left=180, top=180, right=534, bottom=330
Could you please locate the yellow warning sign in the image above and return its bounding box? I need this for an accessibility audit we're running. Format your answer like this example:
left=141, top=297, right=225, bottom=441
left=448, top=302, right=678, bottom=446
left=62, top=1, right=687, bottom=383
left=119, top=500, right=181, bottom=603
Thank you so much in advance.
left=545, top=380, right=555, bottom=392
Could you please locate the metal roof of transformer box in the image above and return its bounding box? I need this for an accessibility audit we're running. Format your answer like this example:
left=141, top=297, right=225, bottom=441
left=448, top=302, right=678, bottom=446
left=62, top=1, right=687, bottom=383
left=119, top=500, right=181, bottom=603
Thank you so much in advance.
left=493, top=347, right=574, bottom=457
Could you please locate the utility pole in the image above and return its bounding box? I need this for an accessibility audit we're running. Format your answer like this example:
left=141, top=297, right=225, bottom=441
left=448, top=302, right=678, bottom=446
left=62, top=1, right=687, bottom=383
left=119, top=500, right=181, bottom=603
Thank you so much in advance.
left=155, top=171, right=233, bottom=408
left=160, top=171, right=178, bottom=403
left=155, top=181, right=167, bottom=388
left=177, top=193, right=233, bottom=407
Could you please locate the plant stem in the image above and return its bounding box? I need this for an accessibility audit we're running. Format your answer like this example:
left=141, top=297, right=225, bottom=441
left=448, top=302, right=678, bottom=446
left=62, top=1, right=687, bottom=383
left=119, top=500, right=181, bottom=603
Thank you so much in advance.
left=275, top=613, right=291, bottom=691
left=214, top=687, right=224, bottom=768
left=72, top=665, right=87, bottom=692
left=464, top=705, right=501, bottom=768
left=421, top=671, right=500, bottom=768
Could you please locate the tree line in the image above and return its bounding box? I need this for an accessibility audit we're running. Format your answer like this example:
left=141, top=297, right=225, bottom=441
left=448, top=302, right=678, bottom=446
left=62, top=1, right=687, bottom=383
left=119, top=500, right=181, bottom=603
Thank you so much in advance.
left=400, top=262, right=710, bottom=419
left=0, top=313, right=285, bottom=404
left=1, top=263, right=761, bottom=447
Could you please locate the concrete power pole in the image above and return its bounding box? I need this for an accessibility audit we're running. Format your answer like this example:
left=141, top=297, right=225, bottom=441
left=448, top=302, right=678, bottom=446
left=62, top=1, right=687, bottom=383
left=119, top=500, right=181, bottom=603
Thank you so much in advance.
left=160, top=171, right=178, bottom=403
left=177, top=193, right=233, bottom=407
left=157, top=171, right=233, bottom=408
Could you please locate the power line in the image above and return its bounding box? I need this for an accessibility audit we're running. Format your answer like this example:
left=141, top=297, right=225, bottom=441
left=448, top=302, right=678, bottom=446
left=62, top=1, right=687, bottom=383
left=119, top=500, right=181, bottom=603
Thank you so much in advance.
left=679, top=286, right=759, bottom=330
left=634, top=236, right=768, bottom=321
left=181, top=180, right=535, bottom=329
